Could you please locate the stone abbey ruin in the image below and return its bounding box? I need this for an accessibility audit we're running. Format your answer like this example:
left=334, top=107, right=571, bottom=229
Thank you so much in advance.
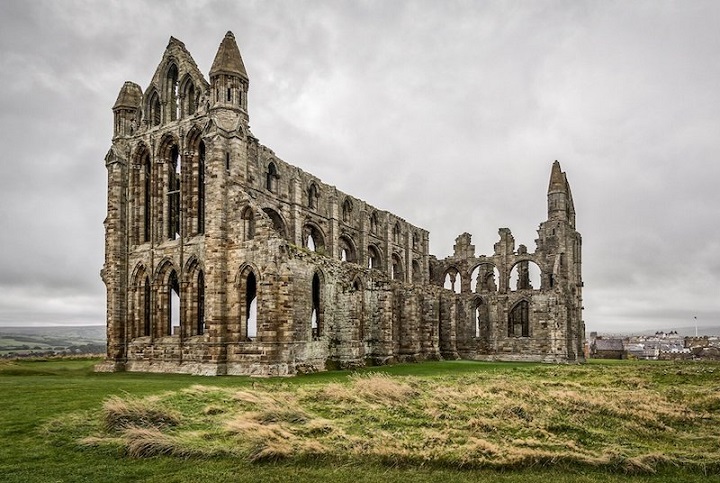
left=98, top=32, right=584, bottom=375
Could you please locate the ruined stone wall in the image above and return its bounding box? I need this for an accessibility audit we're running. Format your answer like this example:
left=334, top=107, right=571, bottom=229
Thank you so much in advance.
left=98, top=33, right=584, bottom=376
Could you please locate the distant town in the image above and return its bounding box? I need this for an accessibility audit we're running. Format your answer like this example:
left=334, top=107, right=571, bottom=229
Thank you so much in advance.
left=589, top=330, right=720, bottom=360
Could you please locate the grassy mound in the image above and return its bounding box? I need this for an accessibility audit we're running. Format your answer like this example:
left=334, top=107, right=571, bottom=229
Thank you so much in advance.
left=47, top=362, right=720, bottom=474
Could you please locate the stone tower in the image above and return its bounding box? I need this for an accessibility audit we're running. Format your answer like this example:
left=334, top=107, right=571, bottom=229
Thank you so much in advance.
left=98, top=32, right=584, bottom=375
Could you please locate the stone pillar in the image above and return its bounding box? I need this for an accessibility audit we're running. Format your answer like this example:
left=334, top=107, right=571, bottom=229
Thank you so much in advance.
left=99, top=148, right=129, bottom=371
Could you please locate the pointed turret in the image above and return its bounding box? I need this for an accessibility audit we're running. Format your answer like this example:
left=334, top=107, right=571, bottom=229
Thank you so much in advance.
left=210, top=31, right=248, bottom=80
left=209, top=31, right=249, bottom=120
left=547, top=160, right=573, bottom=225
left=548, top=160, right=566, bottom=194
left=113, top=81, right=142, bottom=110
left=112, top=81, right=142, bottom=138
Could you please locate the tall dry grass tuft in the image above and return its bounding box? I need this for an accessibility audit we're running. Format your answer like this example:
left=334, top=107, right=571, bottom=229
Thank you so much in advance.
left=232, top=389, right=275, bottom=406
left=225, top=411, right=330, bottom=462
left=349, top=373, right=416, bottom=404
left=122, top=427, right=191, bottom=458
left=312, top=382, right=359, bottom=404
left=247, top=437, right=296, bottom=462
left=465, top=437, right=501, bottom=457
left=103, top=395, right=180, bottom=431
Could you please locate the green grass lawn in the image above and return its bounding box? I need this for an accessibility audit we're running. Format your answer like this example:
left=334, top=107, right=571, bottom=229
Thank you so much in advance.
left=1, top=358, right=719, bottom=483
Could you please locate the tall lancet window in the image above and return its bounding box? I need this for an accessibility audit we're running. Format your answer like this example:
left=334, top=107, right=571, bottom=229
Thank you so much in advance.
left=311, top=273, right=321, bottom=339
left=197, top=271, right=205, bottom=336
left=143, top=276, right=151, bottom=337
left=168, top=270, right=180, bottom=336
left=167, top=64, right=179, bottom=121
left=149, top=92, right=161, bottom=126
left=508, top=300, right=529, bottom=337
left=266, top=162, right=278, bottom=192
left=198, top=141, right=206, bottom=234
left=143, top=153, right=152, bottom=243
left=246, top=271, right=257, bottom=339
left=168, top=145, right=181, bottom=240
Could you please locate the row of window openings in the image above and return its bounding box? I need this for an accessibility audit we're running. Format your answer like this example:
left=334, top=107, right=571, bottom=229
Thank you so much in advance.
left=138, top=144, right=206, bottom=242
left=472, top=300, right=529, bottom=338
left=151, top=275, right=529, bottom=342
left=162, top=288, right=525, bottom=341
left=265, top=165, right=420, bottom=248
left=148, top=66, right=243, bottom=127
left=444, top=263, right=543, bottom=293
left=138, top=273, right=204, bottom=337
left=145, top=152, right=417, bottom=247
left=306, top=233, right=410, bottom=279
left=147, top=272, right=321, bottom=340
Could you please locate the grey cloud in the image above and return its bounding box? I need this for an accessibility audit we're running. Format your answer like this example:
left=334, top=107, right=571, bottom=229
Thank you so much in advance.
left=0, top=0, right=718, bottom=333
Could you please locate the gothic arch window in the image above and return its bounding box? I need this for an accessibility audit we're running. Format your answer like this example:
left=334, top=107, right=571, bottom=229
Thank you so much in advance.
left=443, top=267, right=461, bottom=294
left=307, top=182, right=319, bottom=210
left=338, top=235, right=356, bottom=263
left=149, top=91, right=161, bottom=126
left=143, top=276, right=151, bottom=337
left=241, top=269, right=258, bottom=340
left=262, top=207, right=287, bottom=239
left=412, top=232, right=420, bottom=250
left=509, top=260, right=542, bottom=291
left=311, top=272, right=322, bottom=339
left=140, top=149, right=152, bottom=243
left=412, top=259, right=422, bottom=283
left=196, top=271, right=205, bottom=336
left=167, top=144, right=181, bottom=240
left=508, top=300, right=530, bottom=337
left=369, top=211, right=379, bottom=234
left=266, top=162, right=278, bottom=192
left=391, top=253, right=404, bottom=281
left=197, top=141, right=206, bottom=234
left=242, top=206, right=255, bottom=240
left=179, top=74, right=197, bottom=117
left=471, top=264, right=500, bottom=293
left=166, top=64, right=179, bottom=122
left=393, top=222, right=401, bottom=244
left=367, top=244, right=382, bottom=270
left=186, top=82, right=196, bottom=116
left=168, top=270, right=180, bottom=336
left=303, top=223, right=325, bottom=252
left=342, top=198, right=353, bottom=223
left=350, top=277, right=365, bottom=340
left=474, top=298, right=490, bottom=339
left=132, top=266, right=151, bottom=339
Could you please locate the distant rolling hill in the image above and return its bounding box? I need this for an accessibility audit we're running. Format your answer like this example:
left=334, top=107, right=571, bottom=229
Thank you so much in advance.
left=0, top=325, right=105, bottom=357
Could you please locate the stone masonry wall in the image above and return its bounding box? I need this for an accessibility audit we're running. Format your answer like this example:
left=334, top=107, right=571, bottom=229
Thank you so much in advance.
left=98, top=33, right=584, bottom=376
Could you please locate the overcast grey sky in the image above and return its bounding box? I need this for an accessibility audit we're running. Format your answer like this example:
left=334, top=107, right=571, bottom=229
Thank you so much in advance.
left=0, top=0, right=718, bottom=333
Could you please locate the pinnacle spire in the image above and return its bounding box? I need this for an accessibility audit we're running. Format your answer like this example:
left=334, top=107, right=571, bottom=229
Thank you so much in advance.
left=210, top=31, right=248, bottom=79
left=548, top=160, right=567, bottom=193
